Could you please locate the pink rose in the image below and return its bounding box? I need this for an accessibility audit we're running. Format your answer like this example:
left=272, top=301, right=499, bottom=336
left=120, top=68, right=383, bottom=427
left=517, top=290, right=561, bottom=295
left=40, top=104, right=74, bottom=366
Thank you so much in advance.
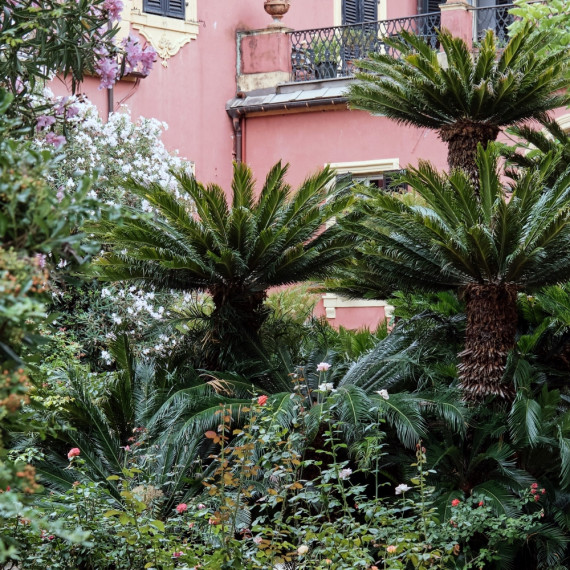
left=451, top=499, right=460, bottom=507
left=67, top=448, right=80, bottom=460
left=257, top=395, right=268, bottom=406
left=175, top=503, right=187, bottom=514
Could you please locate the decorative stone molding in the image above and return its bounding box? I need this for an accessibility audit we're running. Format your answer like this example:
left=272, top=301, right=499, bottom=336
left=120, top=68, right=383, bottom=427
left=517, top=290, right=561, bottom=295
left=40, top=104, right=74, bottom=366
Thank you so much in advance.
left=328, top=157, right=400, bottom=175
left=556, top=113, right=570, bottom=133
left=122, top=0, right=199, bottom=67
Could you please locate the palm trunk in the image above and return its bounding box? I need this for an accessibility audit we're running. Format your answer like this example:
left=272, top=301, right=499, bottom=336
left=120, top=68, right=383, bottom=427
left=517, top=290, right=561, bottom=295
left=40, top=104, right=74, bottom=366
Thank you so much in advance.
left=207, top=285, right=268, bottom=367
left=458, top=283, right=518, bottom=401
left=440, top=122, right=500, bottom=192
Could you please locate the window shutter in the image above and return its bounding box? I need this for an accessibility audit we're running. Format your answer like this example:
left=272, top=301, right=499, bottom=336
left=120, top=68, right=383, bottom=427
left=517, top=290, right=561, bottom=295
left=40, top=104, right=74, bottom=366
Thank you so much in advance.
left=342, top=0, right=359, bottom=24
left=422, top=0, right=440, bottom=12
left=344, top=0, right=378, bottom=23
left=362, top=0, right=377, bottom=22
left=143, top=0, right=163, bottom=16
left=166, top=0, right=185, bottom=19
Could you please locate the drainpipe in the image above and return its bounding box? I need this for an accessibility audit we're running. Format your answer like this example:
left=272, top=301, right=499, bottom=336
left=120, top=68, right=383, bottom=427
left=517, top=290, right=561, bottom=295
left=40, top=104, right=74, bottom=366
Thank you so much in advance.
left=231, top=115, right=242, bottom=163
left=227, top=96, right=349, bottom=163
left=107, top=85, right=114, bottom=120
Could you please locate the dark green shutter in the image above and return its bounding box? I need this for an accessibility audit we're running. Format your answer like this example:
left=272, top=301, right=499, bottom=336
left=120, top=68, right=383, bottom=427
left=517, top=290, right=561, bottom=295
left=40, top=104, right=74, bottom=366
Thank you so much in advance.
left=166, top=0, right=185, bottom=19
left=422, top=0, right=440, bottom=13
left=362, top=0, right=377, bottom=22
left=343, top=0, right=377, bottom=24
left=343, top=0, right=358, bottom=24
left=143, top=0, right=185, bottom=19
left=143, top=0, right=163, bottom=16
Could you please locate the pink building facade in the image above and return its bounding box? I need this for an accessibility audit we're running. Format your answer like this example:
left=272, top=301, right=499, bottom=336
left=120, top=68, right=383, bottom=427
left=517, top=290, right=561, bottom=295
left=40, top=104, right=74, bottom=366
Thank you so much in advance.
left=54, top=0, right=570, bottom=330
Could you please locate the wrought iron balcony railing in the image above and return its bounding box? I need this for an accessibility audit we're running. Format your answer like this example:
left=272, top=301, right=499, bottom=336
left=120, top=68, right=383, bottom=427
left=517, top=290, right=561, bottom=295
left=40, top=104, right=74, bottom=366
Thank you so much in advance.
left=473, top=3, right=516, bottom=43
left=473, top=1, right=546, bottom=43
left=289, top=12, right=441, bottom=83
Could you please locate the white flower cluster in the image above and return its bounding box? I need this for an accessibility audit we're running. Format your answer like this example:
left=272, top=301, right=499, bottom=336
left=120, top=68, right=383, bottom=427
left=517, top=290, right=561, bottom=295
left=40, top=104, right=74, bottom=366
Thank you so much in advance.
left=99, top=285, right=195, bottom=359
left=33, top=90, right=194, bottom=212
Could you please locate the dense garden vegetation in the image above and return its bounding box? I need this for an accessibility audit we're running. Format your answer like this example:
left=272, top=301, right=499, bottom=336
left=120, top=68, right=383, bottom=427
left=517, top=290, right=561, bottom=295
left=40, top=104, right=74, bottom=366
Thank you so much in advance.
left=1, top=1, right=570, bottom=568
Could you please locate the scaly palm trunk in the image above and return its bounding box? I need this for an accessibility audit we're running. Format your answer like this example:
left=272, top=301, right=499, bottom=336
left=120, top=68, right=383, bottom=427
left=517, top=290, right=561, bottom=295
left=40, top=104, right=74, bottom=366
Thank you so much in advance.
left=206, top=285, right=269, bottom=368
left=458, top=283, right=518, bottom=401
left=440, top=122, right=500, bottom=191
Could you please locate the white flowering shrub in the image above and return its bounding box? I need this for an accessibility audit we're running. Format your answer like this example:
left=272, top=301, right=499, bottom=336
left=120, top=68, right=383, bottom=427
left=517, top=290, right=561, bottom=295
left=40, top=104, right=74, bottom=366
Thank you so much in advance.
left=35, top=93, right=194, bottom=210
left=31, top=94, right=196, bottom=368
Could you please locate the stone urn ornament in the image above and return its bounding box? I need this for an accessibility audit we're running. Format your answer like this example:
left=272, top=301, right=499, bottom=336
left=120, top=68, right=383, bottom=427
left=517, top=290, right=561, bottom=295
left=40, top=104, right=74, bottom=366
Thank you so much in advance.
left=264, top=0, right=290, bottom=27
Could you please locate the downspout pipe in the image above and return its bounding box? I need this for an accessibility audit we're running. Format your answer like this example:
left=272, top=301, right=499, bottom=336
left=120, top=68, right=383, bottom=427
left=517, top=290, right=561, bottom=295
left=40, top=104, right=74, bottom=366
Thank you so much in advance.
left=228, top=112, right=243, bottom=163
left=227, top=96, right=348, bottom=162
left=107, top=85, right=114, bottom=120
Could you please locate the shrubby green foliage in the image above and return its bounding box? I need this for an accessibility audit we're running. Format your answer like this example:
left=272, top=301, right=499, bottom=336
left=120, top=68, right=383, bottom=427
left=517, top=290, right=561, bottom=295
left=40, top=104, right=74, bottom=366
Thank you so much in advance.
left=2, top=393, right=549, bottom=569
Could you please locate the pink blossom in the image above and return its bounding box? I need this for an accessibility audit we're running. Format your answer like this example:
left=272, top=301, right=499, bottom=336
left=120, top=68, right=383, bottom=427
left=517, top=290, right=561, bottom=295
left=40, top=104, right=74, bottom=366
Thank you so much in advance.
left=56, top=187, right=65, bottom=202
left=316, top=362, right=331, bottom=372
left=253, top=536, right=263, bottom=545
left=257, top=395, right=268, bottom=406
left=54, top=97, right=68, bottom=116
left=103, top=0, right=123, bottom=22
left=35, top=253, right=47, bottom=268
left=122, top=36, right=156, bottom=76
left=15, top=77, right=24, bottom=94
left=175, top=503, right=187, bottom=514
left=67, top=448, right=80, bottom=460
left=197, top=503, right=205, bottom=510
left=339, top=468, right=352, bottom=480
left=66, top=105, right=79, bottom=118
left=139, top=47, right=156, bottom=75
left=45, top=132, right=66, bottom=148
left=36, top=115, right=56, bottom=131
left=451, top=499, right=461, bottom=507
left=96, top=57, right=119, bottom=89
left=172, top=551, right=183, bottom=558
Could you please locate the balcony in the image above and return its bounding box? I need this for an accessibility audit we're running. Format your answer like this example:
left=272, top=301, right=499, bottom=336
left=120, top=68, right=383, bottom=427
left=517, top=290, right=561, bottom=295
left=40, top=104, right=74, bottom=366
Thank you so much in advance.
left=289, top=12, right=441, bottom=83
left=474, top=3, right=517, bottom=43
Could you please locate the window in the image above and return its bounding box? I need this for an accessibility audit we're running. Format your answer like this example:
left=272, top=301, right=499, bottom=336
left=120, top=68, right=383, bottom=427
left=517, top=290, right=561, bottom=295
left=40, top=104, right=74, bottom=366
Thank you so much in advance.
left=127, top=0, right=199, bottom=67
left=143, top=0, right=185, bottom=20
left=337, top=170, right=408, bottom=193
left=342, top=0, right=377, bottom=24
left=422, top=0, right=441, bottom=13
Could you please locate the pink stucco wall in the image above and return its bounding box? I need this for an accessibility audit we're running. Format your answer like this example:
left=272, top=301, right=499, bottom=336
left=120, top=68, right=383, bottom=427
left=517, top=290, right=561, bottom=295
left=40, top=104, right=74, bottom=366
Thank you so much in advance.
left=313, top=299, right=387, bottom=331
left=52, top=0, right=338, bottom=191
left=243, top=109, right=448, bottom=188
left=387, top=0, right=419, bottom=20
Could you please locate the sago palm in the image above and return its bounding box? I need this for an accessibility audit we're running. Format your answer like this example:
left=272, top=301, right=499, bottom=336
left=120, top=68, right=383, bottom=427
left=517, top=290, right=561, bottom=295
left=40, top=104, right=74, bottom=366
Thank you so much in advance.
left=90, top=161, right=354, bottom=366
left=349, top=23, right=569, bottom=184
left=334, top=145, right=570, bottom=400
left=502, top=117, right=570, bottom=187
